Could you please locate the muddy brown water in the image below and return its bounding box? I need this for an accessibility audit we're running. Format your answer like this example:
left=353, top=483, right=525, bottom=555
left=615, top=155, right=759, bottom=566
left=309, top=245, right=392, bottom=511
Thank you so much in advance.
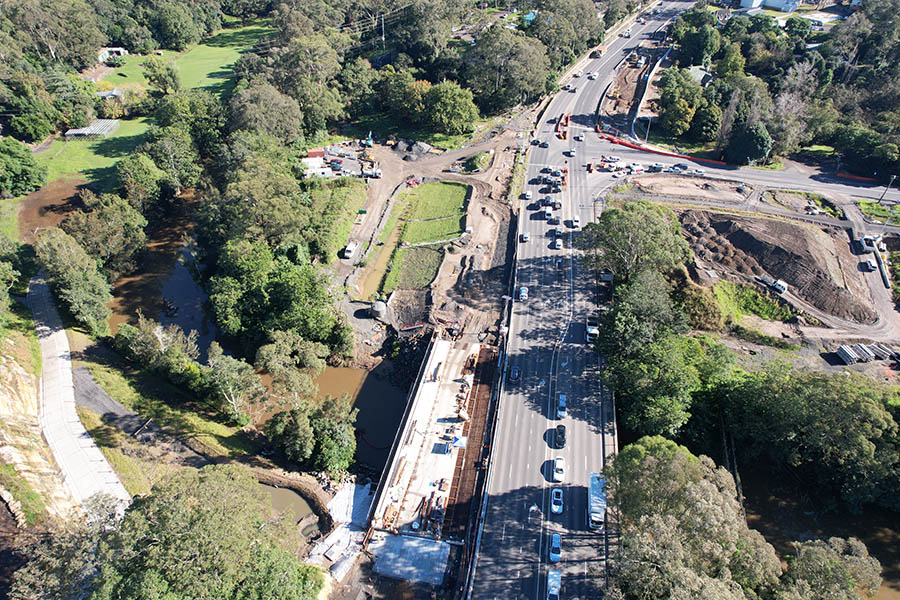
left=742, top=472, right=900, bottom=600
left=360, top=224, right=402, bottom=299
left=262, top=483, right=319, bottom=536
left=17, top=177, right=86, bottom=242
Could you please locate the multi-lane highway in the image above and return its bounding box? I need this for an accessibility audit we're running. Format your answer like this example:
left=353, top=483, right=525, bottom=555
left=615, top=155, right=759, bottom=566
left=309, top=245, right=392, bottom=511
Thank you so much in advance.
left=471, top=5, right=684, bottom=599
left=471, top=1, right=900, bottom=597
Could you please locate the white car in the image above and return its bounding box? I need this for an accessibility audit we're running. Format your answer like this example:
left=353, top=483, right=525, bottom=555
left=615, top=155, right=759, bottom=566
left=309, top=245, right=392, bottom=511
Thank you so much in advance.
left=519, top=286, right=529, bottom=301
left=606, top=155, right=621, bottom=162
left=524, top=190, right=533, bottom=200
left=551, top=488, right=564, bottom=514
left=574, top=134, right=584, bottom=141
left=553, top=457, right=565, bottom=482
left=587, top=72, right=597, bottom=80
left=521, top=231, right=530, bottom=242
left=638, top=17, right=646, bottom=24
left=552, top=238, right=562, bottom=250
left=690, top=168, right=706, bottom=175
left=575, top=70, right=583, bottom=77
left=629, top=162, right=642, bottom=169
left=571, top=215, right=581, bottom=228
left=549, top=533, right=562, bottom=562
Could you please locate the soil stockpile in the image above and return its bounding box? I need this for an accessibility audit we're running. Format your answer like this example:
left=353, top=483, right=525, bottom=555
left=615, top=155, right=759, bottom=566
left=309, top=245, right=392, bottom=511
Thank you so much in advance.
left=680, top=210, right=877, bottom=324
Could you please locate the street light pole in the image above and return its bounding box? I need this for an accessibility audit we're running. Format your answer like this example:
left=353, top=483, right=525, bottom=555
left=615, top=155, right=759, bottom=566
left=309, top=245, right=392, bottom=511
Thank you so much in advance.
left=877, top=174, right=897, bottom=205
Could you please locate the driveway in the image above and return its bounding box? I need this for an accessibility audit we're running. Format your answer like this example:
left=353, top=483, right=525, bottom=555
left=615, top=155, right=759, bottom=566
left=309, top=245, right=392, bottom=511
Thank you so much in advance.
left=26, top=273, right=131, bottom=510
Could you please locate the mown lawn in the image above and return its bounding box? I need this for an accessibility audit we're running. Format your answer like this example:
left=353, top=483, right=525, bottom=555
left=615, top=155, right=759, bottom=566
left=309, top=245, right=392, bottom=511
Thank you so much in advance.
left=307, top=178, right=368, bottom=262
left=34, top=118, right=152, bottom=191
left=403, top=216, right=465, bottom=245
left=404, top=181, right=469, bottom=220
left=102, top=22, right=273, bottom=98
left=381, top=246, right=444, bottom=294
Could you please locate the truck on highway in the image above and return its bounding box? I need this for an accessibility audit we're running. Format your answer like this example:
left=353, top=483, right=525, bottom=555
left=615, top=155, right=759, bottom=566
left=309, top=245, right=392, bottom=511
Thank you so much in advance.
left=547, top=569, right=561, bottom=600
left=588, top=472, right=607, bottom=531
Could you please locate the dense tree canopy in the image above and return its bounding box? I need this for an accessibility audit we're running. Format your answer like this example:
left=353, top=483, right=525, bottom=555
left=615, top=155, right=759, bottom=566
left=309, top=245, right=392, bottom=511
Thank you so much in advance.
left=11, top=466, right=323, bottom=600
left=0, top=138, right=47, bottom=197
left=604, top=437, right=882, bottom=600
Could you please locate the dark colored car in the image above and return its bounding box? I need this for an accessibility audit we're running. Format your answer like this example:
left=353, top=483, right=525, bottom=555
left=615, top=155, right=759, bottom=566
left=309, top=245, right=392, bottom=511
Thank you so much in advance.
left=510, top=366, right=521, bottom=381
left=555, top=424, right=567, bottom=448
left=540, top=141, right=550, bottom=148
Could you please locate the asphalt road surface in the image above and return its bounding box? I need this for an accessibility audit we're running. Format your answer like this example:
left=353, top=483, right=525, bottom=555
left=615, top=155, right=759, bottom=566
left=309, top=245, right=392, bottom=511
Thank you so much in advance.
left=471, top=4, right=684, bottom=599
left=471, top=1, right=900, bottom=597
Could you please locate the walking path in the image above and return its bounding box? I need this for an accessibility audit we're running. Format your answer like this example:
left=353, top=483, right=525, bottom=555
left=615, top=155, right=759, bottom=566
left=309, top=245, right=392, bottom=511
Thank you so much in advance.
left=26, top=273, right=131, bottom=509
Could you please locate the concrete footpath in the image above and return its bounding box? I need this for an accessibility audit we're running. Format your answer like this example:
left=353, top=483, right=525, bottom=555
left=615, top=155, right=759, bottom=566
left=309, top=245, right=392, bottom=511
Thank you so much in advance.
left=26, top=273, right=131, bottom=509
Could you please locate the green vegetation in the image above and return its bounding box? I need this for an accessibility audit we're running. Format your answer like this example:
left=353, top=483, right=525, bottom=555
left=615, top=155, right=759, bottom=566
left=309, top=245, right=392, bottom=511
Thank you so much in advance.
left=403, top=216, right=465, bottom=244
left=605, top=436, right=883, bottom=600
left=732, top=324, right=800, bottom=350
left=34, top=118, right=152, bottom=190
left=859, top=200, right=900, bottom=225
left=713, top=280, right=795, bottom=322
left=0, top=463, right=46, bottom=526
left=464, top=151, right=491, bottom=173
left=306, top=178, right=368, bottom=262
left=76, top=406, right=180, bottom=496
left=890, top=251, right=900, bottom=306
left=11, top=465, right=323, bottom=600
left=347, top=113, right=485, bottom=151
left=382, top=247, right=444, bottom=294
left=83, top=359, right=253, bottom=460
left=2, top=302, right=42, bottom=376
left=403, top=182, right=468, bottom=219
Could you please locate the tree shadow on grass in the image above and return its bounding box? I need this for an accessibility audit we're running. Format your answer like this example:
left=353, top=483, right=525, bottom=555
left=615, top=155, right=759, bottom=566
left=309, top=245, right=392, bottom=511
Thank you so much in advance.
left=202, top=25, right=273, bottom=49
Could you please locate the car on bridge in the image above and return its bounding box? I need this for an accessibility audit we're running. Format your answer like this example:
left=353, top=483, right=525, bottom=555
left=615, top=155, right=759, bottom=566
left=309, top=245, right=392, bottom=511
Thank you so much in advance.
left=521, top=231, right=530, bottom=243
left=557, top=394, right=567, bottom=418
left=552, top=457, right=565, bottom=482
left=509, top=366, right=521, bottom=381
left=519, top=286, right=529, bottom=301
left=549, top=533, right=562, bottom=562
left=551, top=488, right=564, bottom=514
left=555, top=424, right=566, bottom=448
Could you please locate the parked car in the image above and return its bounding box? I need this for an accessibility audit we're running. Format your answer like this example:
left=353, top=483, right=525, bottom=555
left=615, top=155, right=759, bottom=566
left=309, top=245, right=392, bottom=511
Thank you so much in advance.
left=521, top=231, right=530, bottom=242
left=571, top=215, right=581, bottom=228
left=674, top=162, right=690, bottom=170
left=524, top=190, right=532, bottom=199
left=540, top=140, right=550, bottom=148
left=552, top=238, right=562, bottom=249
left=606, top=155, right=621, bottom=162
left=550, top=490, right=564, bottom=515
left=863, top=259, right=878, bottom=272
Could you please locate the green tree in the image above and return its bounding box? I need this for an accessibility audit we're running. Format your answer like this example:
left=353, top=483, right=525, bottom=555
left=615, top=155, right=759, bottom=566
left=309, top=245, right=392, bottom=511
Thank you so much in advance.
left=229, top=83, right=305, bottom=145
left=152, top=2, right=201, bottom=50
left=463, top=25, right=551, bottom=113
left=784, top=16, right=811, bottom=40
left=143, top=56, right=182, bottom=95
left=9, top=114, right=54, bottom=142
left=154, top=90, right=225, bottom=155
left=265, top=407, right=315, bottom=464
left=778, top=537, right=882, bottom=600
left=14, top=465, right=323, bottom=600
left=62, top=190, right=147, bottom=279
left=0, top=235, right=20, bottom=321
left=143, top=125, right=201, bottom=193
left=716, top=42, right=746, bottom=77
left=0, top=137, right=47, bottom=197
left=115, top=152, right=167, bottom=215
left=206, top=341, right=267, bottom=425
left=33, top=228, right=111, bottom=336
left=337, top=57, right=378, bottom=118
left=255, top=329, right=326, bottom=403
left=424, top=81, right=479, bottom=135
left=661, top=97, right=695, bottom=136
left=689, top=100, right=722, bottom=142
left=681, top=24, right=721, bottom=66
left=725, top=121, right=772, bottom=164
left=575, top=200, right=690, bottom=282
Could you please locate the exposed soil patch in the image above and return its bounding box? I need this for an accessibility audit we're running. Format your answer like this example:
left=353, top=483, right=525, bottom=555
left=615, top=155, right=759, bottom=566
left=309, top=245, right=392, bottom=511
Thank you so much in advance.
left=17, top=177, right=86, bottom=242
left=681, top=210, right=876, bottom=324
left=636, top=175, right=747, bottom=203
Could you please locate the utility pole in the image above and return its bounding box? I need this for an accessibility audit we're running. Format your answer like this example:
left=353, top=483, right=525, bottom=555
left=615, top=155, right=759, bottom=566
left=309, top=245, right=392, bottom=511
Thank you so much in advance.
left=381, top=14, right=385, bottom=49
left=877, top=174, right=897, bottom=205
left=644, top=117, right=651, bottom=143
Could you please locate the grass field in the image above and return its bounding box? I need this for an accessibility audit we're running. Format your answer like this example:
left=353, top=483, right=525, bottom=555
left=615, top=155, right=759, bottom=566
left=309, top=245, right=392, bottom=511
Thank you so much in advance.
left=381, top=246, right=444, bottom=294
left=34, top=118, right=152, bottom=191
left=714, top=281, right=796, bottom=323
left=347, top=113, right=499, bottom=151
left=2, top=302, right=42, bottom=376
left=858, top=200, right=900, bottom=225
left=306, top=178, right=368, bottom=262
left=403, top=216, right=465, bottom=244
left=0, top=463, right=46, bottom=526
left=77, top=406, right=182, bottom=496
left=82, top=360, right=253, bottom=460
left=404, top=181, right=468, bottom=220
left=102, top=22, right=273, bottom=98
left=643, top=129, right=719, bottom=160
